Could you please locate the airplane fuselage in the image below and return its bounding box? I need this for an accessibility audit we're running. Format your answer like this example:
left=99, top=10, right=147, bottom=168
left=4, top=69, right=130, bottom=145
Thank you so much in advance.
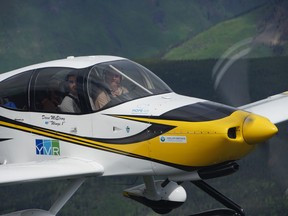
left=0, top=92, right=259, bottom=177
left=0, top=55, right=277, bottom=178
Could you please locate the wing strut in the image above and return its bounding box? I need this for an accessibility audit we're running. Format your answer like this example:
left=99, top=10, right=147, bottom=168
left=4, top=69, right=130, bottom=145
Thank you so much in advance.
left=1, top=178, right=86, bottom=216
left=49, top=178, right=86, bottom=215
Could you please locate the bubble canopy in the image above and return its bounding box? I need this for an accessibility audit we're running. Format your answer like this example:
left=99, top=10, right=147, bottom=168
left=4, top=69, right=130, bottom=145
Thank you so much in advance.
left=0, top=57, right=172, bottom=113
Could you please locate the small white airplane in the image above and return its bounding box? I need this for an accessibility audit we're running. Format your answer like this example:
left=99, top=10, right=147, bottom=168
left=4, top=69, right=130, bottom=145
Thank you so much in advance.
left=0, top=55, right=287, bottom=216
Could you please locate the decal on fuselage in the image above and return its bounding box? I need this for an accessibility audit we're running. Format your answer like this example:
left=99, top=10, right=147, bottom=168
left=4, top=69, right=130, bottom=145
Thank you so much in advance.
left=42, top=114, right=66, bottom=126
left=131, top=104, right=150, bottom=115
left=35, top=139, right=60, bottom=156
left=160, top=136, right=187, bottom=143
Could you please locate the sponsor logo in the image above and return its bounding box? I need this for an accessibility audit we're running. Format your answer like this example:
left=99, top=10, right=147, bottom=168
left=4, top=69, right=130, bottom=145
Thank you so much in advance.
left=36, top=139, right=60, bottom=156
left=159, top=136, right=187, bottom=143
left=131, top=104, right=150, bottom=114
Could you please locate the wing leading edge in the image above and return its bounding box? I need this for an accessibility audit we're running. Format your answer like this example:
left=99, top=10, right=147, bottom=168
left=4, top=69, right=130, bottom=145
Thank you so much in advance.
left=240, top=91, right=288, bottom=124
left=0, top=157, right=104, bottom=185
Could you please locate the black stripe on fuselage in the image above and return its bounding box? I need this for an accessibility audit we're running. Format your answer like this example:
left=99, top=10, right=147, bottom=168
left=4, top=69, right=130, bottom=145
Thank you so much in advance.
left=92, top=123, right=175, bottom=144
left=112, top=102, right=237, bottom=123
left=0, top=115, right=174, bottom=145
left=0, top=138, right=11, bottom=142
left=159, top=101, right=236, bottom=122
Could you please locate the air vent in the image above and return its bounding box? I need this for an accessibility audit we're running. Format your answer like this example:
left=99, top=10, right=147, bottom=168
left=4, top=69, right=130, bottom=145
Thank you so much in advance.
left=228, top=127, right=237, bottom=139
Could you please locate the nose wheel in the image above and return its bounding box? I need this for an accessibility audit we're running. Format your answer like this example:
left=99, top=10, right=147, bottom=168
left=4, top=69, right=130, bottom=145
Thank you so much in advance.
left=189, top=180, right=245, bottom=216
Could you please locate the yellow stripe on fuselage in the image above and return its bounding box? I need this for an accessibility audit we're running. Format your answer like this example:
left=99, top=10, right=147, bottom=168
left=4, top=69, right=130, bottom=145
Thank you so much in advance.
left=0, top=110, right=255, bottom=169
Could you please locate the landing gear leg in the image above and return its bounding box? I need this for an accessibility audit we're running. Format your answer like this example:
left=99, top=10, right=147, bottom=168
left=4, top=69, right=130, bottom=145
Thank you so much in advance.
left=190, top=180, right=245, bottom=216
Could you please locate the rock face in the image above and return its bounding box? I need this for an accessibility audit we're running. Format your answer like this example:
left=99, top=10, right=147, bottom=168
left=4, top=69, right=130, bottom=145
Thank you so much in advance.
left=255, top=0, right=288, bottom=55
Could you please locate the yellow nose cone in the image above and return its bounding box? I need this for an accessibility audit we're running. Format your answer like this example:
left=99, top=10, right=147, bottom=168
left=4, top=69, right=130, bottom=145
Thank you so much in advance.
left=242, top=114, right=278, bottom=145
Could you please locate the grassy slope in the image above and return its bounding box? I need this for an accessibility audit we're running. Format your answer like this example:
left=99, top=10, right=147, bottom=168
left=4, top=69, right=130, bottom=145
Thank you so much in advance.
left=163, top=5, right=277, bottom=60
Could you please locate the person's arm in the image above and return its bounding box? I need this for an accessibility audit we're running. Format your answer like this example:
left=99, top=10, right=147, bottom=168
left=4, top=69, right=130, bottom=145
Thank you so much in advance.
left=59, top=96, right=75, bottom=113
left=94, top=91, right=111, bottom=110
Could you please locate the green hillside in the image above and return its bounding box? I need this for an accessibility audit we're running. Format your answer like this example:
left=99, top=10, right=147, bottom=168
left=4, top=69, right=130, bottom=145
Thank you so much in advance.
left=0, top=0, right=269, bottom=71
left=163, top=9, right=260, bottom=59
left=163, top=1, right=288, bottom=60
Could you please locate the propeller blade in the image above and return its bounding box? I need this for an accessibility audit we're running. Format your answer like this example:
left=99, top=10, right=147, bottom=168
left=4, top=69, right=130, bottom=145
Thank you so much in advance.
left=212, top=38, right=253, bottom=107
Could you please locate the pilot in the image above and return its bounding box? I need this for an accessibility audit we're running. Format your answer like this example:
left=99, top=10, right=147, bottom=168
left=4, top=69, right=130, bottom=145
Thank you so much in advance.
left=94, top=70, right=128, bottom=110
left=58, top=72, right=81, bottom=113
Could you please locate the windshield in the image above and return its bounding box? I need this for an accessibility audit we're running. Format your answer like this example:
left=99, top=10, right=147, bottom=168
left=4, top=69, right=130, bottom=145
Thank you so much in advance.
left=87, top=59, right=172, bottom=110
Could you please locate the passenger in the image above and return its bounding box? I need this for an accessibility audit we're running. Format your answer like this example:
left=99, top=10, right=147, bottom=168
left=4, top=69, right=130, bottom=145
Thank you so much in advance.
left=0, top=97, right=17, bottom=109
left=58, top=73, right=81, bottom=113
left=41, top=79, right=62, bottom=111
left=94, top=70, right=128, bottom=110
left=4, top=101, right=17, bottom=109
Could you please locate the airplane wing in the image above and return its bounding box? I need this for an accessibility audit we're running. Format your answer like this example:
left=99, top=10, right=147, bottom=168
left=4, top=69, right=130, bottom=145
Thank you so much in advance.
left=0, top=157, right=104, bottom=185
left=240, top=91, right=288, bottom=124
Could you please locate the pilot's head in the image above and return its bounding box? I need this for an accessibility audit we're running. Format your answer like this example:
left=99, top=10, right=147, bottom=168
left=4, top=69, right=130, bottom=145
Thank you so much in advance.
left=104, top=70, right=122, bottom=91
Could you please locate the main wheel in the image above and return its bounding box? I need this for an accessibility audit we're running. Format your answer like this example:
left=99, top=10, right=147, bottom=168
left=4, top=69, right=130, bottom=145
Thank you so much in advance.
left=152, top=208, right=172, bottom=214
